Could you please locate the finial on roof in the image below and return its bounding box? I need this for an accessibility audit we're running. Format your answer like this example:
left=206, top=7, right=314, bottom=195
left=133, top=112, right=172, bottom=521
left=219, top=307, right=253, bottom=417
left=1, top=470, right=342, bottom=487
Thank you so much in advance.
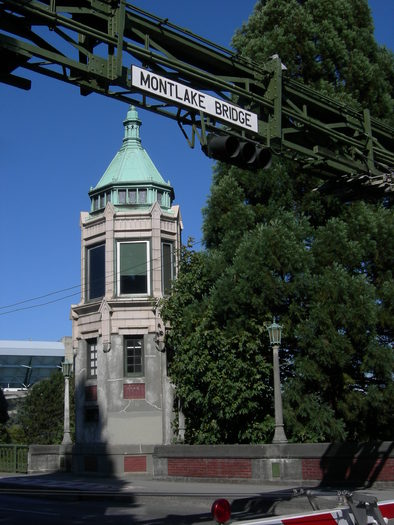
left=123, top=105, right=142, bottom=147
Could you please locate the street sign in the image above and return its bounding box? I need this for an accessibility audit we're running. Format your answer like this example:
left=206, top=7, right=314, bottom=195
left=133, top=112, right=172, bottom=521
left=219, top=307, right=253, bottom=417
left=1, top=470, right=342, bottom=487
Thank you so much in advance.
left=131, top=65, right=259, bottom=133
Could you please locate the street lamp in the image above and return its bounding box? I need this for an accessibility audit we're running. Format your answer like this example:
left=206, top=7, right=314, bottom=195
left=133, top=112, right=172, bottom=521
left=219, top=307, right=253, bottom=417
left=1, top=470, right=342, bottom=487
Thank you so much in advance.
left=267, top=320, right=288, bottom=444
left=61, top=361, right=73, bottom=445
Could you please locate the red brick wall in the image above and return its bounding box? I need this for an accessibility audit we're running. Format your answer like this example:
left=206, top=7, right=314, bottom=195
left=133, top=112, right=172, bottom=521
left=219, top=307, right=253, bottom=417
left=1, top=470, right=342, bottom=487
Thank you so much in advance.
left=123, top=383, right=145, bottom=399
left=302, top=457, right=394, bottom=482
left=302, top=458, right=323, bottom=480
left=124, top=455, right=147, bottom=473
left=374, top=458, right=394, bottom=481
left=167, top=458, right=252, bottom=478
left=85, top=385, right=97, bottom=401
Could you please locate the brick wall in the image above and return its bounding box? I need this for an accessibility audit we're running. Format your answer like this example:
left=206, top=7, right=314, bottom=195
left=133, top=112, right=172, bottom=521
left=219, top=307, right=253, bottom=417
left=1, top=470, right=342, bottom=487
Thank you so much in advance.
left=167, top=458, right=252, bottom=479
left=302, top=457, right=394, bottom=483
left=85, top=385, right=97, bottom=401
left=124, top=455, right=147, bottom=473
left=302, top=458, right=323, bottom=480
left=154, top=443, right=394, bottom=485
left=123, top=383, right=145, bottom=399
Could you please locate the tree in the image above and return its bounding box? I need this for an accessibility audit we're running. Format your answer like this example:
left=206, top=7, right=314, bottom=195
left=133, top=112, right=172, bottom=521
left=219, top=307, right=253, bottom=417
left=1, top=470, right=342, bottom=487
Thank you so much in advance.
left=232, top=0, right=394, bottom=125
left=17, top=371, right=75, bottom=445
left=162, top=0, right=394, bottom=444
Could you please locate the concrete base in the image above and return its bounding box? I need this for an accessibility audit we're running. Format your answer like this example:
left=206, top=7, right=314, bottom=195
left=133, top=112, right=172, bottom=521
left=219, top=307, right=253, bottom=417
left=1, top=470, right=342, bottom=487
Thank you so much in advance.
left=27, top=442, right=394, bottom=487
left=29, top=444, right=73, bottom=474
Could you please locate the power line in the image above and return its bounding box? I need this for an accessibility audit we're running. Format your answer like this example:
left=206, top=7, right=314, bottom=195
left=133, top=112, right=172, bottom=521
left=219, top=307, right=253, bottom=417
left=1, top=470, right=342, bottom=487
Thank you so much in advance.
left=0, top=284, right=82, bottom=310
left=0, top=238, right=203, bottom=317
left=0, top=291, right=81, bottom=316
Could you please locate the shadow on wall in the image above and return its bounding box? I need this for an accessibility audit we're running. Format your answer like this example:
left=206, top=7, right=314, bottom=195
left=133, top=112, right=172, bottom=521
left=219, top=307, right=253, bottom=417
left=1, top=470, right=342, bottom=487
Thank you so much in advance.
left=319, top=441, right=394, bottom=488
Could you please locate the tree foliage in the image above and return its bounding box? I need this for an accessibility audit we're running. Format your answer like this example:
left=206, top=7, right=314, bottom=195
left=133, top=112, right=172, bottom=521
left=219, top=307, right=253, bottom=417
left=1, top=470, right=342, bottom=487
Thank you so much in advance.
left=232, top=0, right=394, bottom=125
left=16, top=371, right=75, bottom=445
left=161, top=0, right=394, bottom=444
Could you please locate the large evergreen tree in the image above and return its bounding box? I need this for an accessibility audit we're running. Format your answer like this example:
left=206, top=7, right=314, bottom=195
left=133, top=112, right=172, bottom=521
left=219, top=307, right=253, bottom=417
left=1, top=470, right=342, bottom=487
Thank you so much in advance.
left=162, top=0, right=394, bottom=443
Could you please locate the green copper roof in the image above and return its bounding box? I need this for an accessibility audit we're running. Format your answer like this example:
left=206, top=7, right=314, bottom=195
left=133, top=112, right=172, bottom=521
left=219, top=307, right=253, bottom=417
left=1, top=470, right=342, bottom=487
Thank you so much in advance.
left=92, top=106, right=172, bottom=191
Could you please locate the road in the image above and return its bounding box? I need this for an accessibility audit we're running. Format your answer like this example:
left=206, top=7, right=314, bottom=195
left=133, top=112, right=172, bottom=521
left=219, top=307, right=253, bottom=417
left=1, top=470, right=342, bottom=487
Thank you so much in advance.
left=0, top=475, right=392, bottom=525
left=0, top=492, right=215, bottom=524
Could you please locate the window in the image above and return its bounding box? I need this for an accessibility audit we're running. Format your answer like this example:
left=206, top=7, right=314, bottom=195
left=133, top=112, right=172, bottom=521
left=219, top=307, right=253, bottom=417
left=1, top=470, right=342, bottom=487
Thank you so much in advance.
left=157, top=191, right=163, bottom=205
left=128, top=190, right=136, bottom=204
left=118, top=189, right=126, bottom=204
left=87, top=244, right=105, bottom=300
left=92, top=196, right=99, bottom=211
left=162, top=242, right=174, bottom=294
left=117, top=241, right=150, bottom=295
left=87, top=339, right=97, bottom=378
left=124, top=336, right=144, bottom=376
left=138, top=189, right=147, bottom=204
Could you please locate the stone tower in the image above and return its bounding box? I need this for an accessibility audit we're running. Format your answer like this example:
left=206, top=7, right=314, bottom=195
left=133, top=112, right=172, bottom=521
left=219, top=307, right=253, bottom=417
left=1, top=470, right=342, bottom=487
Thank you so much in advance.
left=71, top=107, right=182, bottom=475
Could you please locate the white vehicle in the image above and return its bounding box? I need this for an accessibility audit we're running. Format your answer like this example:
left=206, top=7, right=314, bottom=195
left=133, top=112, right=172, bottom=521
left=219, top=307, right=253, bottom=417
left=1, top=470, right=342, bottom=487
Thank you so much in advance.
left=211, top=492, right=394, bottom=525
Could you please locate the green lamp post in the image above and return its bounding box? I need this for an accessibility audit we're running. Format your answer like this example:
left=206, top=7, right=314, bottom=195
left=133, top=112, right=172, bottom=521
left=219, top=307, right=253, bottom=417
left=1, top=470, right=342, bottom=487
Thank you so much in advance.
left=267, top=320, right=288, bottom=444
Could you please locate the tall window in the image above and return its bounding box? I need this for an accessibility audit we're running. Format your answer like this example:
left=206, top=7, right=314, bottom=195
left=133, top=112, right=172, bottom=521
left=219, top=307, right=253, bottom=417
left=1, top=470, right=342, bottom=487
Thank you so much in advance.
left=87, top=339, right=98, bottom=378
left=139, top=189, right=147, bottom=204
left=162, top=242, right=174, bottom=294
left=87, top=243, right=105, bottom=300
left=128, top=190, right=137, bottom=204
left=118, top=189, right=126, bottom=204
left=117, top=241, right=150, bottom=295
left=124, top=336, right=144, bottom=376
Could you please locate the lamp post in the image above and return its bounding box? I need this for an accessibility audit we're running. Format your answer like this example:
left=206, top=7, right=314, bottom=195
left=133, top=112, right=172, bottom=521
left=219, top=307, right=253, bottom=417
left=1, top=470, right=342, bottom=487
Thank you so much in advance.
left=61, top=361, right=72, bottom=445
left=267, top=320, right=288, bottom=444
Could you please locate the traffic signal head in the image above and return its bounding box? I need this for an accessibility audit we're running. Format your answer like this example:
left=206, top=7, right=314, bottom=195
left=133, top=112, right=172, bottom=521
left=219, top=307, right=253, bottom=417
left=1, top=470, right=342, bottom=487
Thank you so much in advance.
left=202, top=133, right=272, bottom=171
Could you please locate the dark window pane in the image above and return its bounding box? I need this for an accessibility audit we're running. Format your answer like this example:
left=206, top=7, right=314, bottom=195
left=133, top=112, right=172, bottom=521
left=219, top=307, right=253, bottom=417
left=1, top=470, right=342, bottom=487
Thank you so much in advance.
left=119, top=242, right=148, bottom=294
left=87, top=244, right=105, bottom=300
left=125, top=337, right=143, bottom=376
left=162, top=242, right=173, bottom=294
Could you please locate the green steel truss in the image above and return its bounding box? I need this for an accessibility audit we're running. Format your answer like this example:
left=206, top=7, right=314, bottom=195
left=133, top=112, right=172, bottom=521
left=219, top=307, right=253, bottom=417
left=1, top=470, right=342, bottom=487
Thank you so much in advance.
left=1, top=0, right=393, bottom=196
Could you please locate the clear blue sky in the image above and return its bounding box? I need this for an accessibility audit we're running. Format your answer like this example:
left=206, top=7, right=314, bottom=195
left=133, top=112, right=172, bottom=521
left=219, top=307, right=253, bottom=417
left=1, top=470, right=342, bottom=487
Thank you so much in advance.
left=0, top=1, right=392, bottom=342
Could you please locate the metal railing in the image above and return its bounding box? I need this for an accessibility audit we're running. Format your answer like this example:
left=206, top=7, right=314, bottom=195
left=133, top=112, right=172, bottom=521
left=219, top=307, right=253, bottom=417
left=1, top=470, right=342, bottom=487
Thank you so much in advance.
left=0, top=444, right=28, bottom=473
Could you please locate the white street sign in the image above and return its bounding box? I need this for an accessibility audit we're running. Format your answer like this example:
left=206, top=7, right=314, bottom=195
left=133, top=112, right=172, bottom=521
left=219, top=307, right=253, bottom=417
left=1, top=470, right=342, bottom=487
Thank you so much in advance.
left=131, top=65, right=258, bottom=133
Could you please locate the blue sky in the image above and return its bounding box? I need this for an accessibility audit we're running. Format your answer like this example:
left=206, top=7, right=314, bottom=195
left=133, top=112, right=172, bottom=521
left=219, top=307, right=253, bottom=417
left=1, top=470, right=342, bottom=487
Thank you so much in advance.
left=0, top=1, right=392, bottom=342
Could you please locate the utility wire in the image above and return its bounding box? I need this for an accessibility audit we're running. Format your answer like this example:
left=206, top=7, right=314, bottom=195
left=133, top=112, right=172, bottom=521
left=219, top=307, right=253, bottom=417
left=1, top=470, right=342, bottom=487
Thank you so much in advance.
left=0, top=238, right=203, bottom=317
left=0, top=291, right=82, bottom=316
left=0, top=284, right=82, bottom=310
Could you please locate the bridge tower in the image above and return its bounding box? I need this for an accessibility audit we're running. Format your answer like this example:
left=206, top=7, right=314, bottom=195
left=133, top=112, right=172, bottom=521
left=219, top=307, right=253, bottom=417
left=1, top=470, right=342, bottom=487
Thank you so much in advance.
left=71, top=107, right=182, bottom=474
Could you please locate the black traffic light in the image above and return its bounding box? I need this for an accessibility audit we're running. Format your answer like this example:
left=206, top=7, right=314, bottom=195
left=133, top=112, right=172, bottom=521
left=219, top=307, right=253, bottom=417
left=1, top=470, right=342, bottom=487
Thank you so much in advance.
left=202, top=134, right=272, bottom=170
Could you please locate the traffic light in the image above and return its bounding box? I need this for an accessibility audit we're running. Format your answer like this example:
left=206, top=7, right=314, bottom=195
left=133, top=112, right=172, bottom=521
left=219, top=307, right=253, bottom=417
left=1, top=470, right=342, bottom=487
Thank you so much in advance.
left=202, top=133, right=272, bottom=170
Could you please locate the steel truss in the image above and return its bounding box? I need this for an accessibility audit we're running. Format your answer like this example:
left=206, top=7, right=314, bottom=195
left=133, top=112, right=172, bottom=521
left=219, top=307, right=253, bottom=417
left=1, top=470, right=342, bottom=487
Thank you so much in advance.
left=0, top=0, right=393, bottom=196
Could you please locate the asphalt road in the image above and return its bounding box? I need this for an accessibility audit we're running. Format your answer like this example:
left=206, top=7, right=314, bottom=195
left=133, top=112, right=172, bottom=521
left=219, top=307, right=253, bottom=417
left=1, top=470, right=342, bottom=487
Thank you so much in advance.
left=0, top=492, right=215, bottom=525
left=0, top=474, right=392, bottom=525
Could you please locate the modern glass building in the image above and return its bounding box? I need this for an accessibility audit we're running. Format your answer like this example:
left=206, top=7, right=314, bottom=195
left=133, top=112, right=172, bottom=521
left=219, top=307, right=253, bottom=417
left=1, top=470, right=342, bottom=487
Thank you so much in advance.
left=0, top=339, right=70, bottom=389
